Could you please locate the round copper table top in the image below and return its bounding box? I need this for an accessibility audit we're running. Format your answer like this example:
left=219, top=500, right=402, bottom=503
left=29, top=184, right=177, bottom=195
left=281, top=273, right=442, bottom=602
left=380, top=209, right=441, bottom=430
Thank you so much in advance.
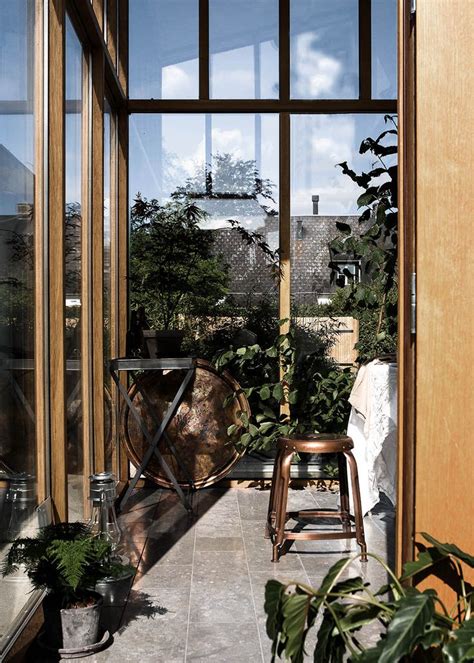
left=120, top=359, right=249, bottom=489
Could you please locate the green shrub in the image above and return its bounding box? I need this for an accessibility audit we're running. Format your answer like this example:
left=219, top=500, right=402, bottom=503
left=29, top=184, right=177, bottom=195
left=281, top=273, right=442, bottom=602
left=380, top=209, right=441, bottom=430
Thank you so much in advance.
left=214, top=322, right=354, bottom=453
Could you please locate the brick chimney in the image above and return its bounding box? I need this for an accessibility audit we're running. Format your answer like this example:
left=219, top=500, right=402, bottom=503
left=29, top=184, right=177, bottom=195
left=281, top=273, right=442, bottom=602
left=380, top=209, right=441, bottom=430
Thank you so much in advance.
left=312, top=195, right=319, bottom=215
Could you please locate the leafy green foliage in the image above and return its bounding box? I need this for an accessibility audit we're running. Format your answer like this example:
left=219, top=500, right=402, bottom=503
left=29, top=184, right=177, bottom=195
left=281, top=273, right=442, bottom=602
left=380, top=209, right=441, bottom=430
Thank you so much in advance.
left=264, top=532, right=474, bottom=662
left=129, top=196, right=230, bottom=330
left=443, top=619, right=474, bottom=663
left=2, top=522, right=131, bottom=607
left=328, top=116, right=398, bottom=363
left=214, top=321, right=354, bottom=453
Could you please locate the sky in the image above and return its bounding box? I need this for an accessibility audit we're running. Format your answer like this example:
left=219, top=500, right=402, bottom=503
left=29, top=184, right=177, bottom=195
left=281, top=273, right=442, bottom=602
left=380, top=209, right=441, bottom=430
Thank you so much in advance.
left=1, top=1, right=397, bottom=221
left=128, top=0, right=397, bottom=219
left=129, top=112, right=396, bottom=220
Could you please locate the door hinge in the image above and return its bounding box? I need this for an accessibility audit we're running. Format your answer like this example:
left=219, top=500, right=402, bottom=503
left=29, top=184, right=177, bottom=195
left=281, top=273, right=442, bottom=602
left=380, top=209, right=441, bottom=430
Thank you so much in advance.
left=410, top=272, right=416, bottom=335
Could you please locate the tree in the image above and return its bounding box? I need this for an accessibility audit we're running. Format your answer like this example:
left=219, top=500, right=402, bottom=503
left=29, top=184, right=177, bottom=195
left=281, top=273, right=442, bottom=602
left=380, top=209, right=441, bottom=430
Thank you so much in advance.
left=173, top=151, right=277, bottom=217
left=129, top=196, right=230, bottom=330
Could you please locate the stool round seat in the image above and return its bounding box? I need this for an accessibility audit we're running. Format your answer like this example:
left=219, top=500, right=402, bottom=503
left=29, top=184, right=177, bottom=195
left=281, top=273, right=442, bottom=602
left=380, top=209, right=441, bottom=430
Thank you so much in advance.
left=278, top=434, right=353, bottom=454
left=266, top=433, right=367, bottom=563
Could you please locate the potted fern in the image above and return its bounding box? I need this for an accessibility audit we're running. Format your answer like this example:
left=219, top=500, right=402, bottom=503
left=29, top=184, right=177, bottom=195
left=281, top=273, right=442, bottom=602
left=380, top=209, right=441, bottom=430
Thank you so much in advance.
left=1, top=522, right=130, bottom=652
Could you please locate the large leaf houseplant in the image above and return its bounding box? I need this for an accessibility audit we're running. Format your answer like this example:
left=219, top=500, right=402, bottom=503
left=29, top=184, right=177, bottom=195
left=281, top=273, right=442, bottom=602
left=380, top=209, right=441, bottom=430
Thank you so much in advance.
left=264, top=533, right=474, bottom=662
left=2, top=522, right=130, bottom=650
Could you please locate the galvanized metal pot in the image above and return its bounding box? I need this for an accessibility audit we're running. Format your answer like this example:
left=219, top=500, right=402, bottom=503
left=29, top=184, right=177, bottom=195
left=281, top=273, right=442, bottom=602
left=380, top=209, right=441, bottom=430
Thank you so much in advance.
left=42, top=591, right=103, bottom=649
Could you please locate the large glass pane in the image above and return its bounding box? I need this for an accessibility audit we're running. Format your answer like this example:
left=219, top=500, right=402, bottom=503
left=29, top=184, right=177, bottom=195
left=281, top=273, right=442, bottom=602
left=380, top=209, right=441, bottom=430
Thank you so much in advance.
left=210, top=0, right=279, bottom=99
left=129, top=0, right=199, bottom=99
left=372, top=0, right=397, bottom=99
left=290, top=0, right=359, bottom=99
left=290, top=112, right=397, bottom=346
left=129, top=113, right=279, bottom=356
left=65, top=16, right=84, bottom=521
left=0, top=0, right=39, bottom=644
left=0, top=2, right=33, bottom=101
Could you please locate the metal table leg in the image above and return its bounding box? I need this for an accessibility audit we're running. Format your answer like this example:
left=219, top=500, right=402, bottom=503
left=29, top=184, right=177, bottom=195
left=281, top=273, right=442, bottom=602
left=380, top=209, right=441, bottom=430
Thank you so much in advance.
left=132, top=373, right=196, bottom=490
left=111, top=367, right=194, bottom=512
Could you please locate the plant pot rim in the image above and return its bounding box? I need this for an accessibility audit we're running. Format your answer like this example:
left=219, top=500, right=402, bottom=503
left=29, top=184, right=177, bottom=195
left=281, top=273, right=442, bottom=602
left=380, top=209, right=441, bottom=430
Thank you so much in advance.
left=95, top=568, right=135, bottom=584
left=37, top=628, right=111, bottom=657
left=45, top=590, right=103, bottom=613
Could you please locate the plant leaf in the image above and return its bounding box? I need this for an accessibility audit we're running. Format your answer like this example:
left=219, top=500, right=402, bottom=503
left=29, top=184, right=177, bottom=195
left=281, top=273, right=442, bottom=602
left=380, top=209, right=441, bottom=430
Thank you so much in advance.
left=329, top=576, right=366, bottom=601
left=443, top=618, right=474, bottom=663
left=315, top=558, right=354, bottom=608
left=375, top=592, right=435, bottom=663
left=272, top=383, right=284, bottom=402
left=264, top=579, right=285, bottom=640
left=414, top=624, right=445, bottom=651
left=282, top=591, right=313, bottom=662
left=336, top=604, right=384, bottom=634
left=314, top=608, right=345, bottom=663
left=401, top=547, right=446, bottom=581
left=259, top=385, right=271, bottom=400
left=421, top=532, right=474, bottom=568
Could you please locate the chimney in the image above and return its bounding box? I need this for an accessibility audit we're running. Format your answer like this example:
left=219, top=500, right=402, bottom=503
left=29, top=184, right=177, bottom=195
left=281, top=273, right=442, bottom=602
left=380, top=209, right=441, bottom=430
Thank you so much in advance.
left=312, top=195, right=319, bottom=215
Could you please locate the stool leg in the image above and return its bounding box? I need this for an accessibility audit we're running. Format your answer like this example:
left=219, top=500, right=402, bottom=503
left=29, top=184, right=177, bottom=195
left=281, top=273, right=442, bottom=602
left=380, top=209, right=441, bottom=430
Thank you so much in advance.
left=337, top=453, right=351, bottom=534
left=265, top=449, right=283, bottom=539
left=272, top=450, right=292, bottom=562
left=344, top=450, right=368, bottom=562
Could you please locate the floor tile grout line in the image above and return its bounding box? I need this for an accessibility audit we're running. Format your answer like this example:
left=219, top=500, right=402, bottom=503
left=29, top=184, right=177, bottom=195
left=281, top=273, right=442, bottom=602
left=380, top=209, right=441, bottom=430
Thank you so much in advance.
left=236, top=491, right=267, bottom=663
left=184, top=490, right=198, bottom=662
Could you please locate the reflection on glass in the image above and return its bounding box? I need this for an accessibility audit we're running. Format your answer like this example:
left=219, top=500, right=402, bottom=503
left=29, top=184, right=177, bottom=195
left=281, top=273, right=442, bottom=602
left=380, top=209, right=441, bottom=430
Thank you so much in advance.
left=0, top=2, right=33, bottom=101
left=0, top=0, right=39, bottom=640
left=290, top=0, right=359, bottom=99
left=103, top=101, right=113, bottom=472
left=372, top=0, right=397, bottom=99
left=290, top=113, right=396, bottom=308
left=65, top=16, right=84, bottom=521
left=129, top=113, right=279, bottom=358
left=129, top=0, right=199, bottom=99
left=210, top=0, right=279, bottom=99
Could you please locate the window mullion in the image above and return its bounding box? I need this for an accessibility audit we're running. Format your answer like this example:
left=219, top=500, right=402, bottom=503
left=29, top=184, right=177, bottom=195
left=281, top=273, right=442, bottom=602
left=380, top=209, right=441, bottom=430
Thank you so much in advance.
left=199, top=0, right=209, bottom=99
left=279, top=0, right=290, bottom=102
left=359, top=0, right=372, bottom=100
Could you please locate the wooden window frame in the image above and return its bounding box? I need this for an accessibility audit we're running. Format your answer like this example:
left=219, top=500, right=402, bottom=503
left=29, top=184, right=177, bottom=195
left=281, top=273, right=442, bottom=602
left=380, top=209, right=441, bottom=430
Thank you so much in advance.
left=396, top=0, right=416, bottom=574
left=35, top=0, right=48, bottom=505
left=45, top=1, right=401, bottom=523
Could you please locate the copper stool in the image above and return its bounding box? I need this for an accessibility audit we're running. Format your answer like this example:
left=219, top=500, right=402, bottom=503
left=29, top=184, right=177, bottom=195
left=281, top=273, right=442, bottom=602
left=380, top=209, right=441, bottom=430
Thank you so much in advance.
left=265, top=434, right=367, bottom=563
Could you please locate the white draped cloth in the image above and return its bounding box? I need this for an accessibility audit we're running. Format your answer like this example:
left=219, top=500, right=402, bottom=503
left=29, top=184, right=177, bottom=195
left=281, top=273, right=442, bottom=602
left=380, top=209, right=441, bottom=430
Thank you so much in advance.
left=346, top=359, right=397, bottom=515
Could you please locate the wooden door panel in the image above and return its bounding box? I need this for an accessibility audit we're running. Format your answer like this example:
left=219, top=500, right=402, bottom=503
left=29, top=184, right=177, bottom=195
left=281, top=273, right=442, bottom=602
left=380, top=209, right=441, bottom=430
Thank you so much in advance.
left=414, top=0, right=474, bottom=590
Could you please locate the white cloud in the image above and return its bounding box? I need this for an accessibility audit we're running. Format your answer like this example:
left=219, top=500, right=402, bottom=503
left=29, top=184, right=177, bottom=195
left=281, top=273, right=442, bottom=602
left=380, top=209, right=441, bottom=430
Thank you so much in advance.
left=162, top=65, right=193, bottom=98
left=293, top=33, right=343, bottom=98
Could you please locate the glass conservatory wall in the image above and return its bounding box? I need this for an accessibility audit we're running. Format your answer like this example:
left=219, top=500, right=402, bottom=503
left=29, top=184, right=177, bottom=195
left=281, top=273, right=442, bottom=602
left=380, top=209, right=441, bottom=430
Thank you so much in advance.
left=65, top=14, right=86, bottom=521
left=129, top=112, right=280, bottom=357
left=0, top=0, right=42, bottom=645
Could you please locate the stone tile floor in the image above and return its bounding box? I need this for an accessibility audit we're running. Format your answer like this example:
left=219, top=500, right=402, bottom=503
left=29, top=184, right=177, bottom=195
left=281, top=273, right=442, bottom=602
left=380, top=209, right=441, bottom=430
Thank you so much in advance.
left=30, top=485, right=395, bottom=662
